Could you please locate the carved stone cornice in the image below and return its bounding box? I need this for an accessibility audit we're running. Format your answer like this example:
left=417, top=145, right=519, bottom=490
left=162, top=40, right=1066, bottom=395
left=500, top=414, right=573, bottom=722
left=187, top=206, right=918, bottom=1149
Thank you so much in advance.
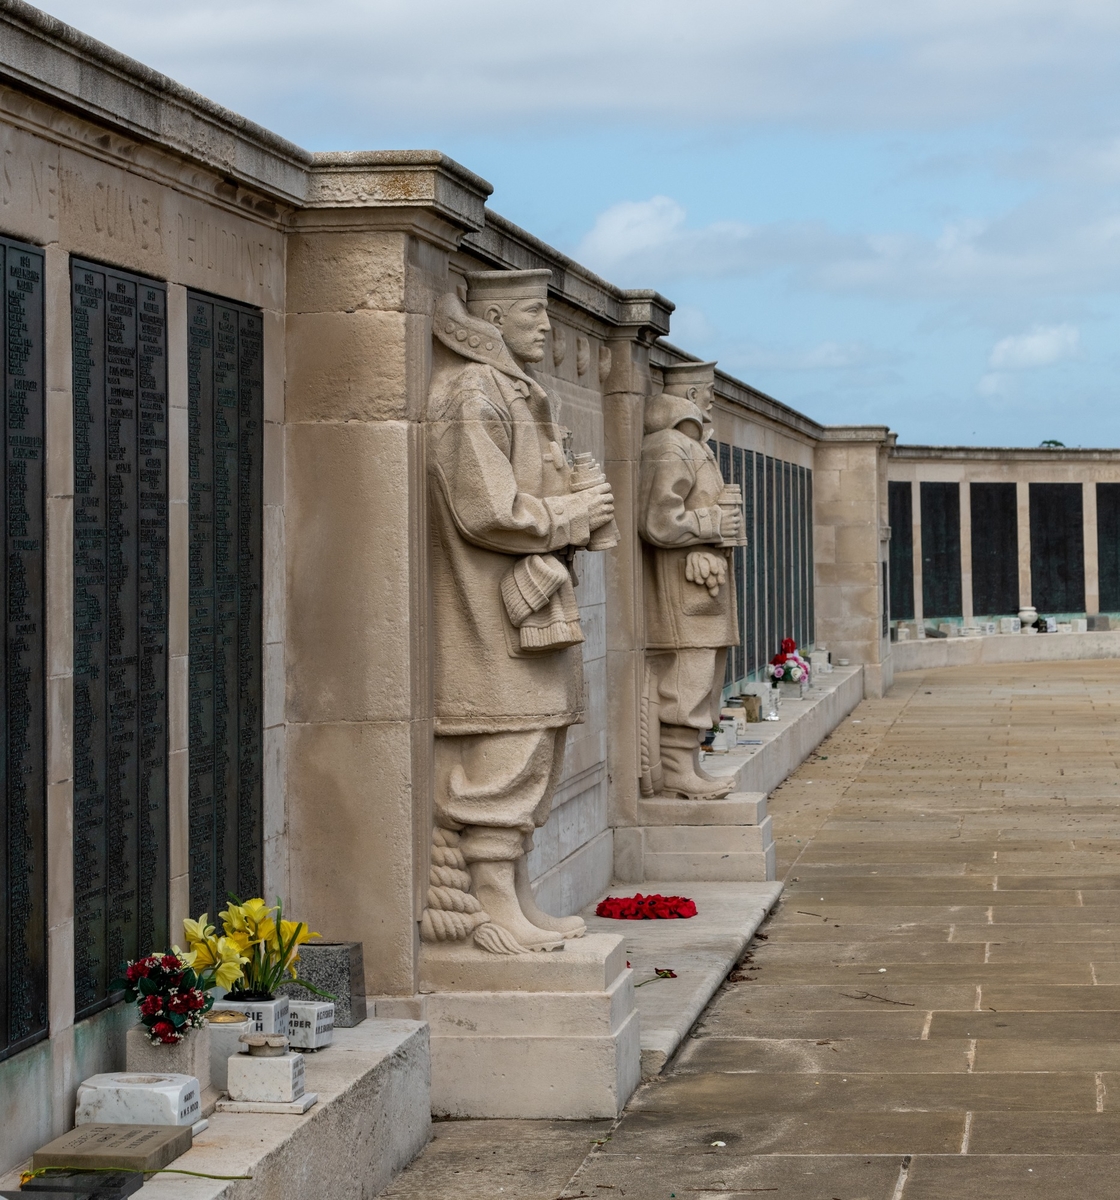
left=0, top=0, right=310, bottom=203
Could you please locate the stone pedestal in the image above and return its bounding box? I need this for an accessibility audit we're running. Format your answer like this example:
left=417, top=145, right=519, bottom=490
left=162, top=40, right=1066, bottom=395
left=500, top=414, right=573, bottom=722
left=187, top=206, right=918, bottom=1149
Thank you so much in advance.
left=125, top=1024, right=218, bottom=1116
left=420, top=933, right=640, bottom=1119
left=614, top=792, right=776, bottom=883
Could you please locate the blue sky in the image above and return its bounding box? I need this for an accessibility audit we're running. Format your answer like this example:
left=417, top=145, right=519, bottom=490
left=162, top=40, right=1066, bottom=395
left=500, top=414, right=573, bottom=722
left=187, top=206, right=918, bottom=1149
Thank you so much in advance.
left=38, top=0, right=1120, bottom=445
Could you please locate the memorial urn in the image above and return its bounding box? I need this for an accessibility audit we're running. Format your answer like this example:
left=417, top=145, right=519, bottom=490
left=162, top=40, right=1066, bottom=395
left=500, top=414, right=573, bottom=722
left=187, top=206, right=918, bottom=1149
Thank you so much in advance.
left=1018, top=605, right=1038, bottom=631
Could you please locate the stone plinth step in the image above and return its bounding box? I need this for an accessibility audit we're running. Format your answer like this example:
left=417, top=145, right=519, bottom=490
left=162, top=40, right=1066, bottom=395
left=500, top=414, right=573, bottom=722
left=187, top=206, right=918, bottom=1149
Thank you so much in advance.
left=637, top=791, right=767, bottom=826
left=615, top=816, right=776, bottom=883
left=419, top=933, right=641, bottom=1120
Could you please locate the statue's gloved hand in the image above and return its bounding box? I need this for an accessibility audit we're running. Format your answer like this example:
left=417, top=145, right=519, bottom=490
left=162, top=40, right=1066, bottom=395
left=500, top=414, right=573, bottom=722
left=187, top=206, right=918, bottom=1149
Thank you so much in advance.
left=581, top=481, right=616, bottom=531
left=720, top=504, right=743, bottom=542
left=685, top=549, right=727, bottom=596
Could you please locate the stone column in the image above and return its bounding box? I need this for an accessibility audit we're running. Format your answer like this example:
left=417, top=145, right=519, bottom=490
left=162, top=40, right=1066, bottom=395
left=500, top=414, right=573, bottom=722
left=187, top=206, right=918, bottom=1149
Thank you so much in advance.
left=813, top=426, right=893, bottom=698
left=283, top=152, right=490, bottom=998
left=1017, top=480, right=1032, bottom=609
left=959, top=480, right=974, bottom=623
left=911, top=479, right=924, bottom=627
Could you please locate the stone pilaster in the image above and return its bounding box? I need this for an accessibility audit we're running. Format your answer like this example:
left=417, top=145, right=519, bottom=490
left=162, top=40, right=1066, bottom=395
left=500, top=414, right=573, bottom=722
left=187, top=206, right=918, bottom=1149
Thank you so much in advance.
left=598, top=298, right=671, bottom=848
left=813, top=426, right=894, bottom=698
left=283, top=152, right=491, bottom=997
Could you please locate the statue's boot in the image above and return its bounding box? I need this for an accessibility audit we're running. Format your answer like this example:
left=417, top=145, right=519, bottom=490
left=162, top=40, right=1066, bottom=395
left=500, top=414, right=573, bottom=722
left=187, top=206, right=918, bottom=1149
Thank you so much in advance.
left=468, top=859, right=565, bottom=951
left=515, top=840, right=586, bottom=939
left=659, top=723, right=734, bottom=799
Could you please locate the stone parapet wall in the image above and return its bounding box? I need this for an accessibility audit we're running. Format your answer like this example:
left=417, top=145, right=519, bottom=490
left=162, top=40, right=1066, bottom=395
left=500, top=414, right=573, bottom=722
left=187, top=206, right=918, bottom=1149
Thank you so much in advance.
left=0, top=0, right=897, bottom=1169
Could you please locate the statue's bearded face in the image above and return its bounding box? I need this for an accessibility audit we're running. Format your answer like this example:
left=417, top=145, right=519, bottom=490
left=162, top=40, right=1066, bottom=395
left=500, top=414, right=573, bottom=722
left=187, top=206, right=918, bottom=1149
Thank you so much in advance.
left=485, top=298, right=551, bottom=365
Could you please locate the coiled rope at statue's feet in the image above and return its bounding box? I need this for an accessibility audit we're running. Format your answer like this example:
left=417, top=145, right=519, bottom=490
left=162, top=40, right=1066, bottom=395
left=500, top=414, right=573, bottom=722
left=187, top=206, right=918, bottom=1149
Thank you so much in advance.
left=419, top=826, right=526, bottom=954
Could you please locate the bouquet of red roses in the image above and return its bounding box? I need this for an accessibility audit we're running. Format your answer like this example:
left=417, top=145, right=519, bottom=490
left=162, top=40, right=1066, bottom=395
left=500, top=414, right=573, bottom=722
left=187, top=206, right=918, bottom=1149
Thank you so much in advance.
left=112, top=952, right=212, bottom=1045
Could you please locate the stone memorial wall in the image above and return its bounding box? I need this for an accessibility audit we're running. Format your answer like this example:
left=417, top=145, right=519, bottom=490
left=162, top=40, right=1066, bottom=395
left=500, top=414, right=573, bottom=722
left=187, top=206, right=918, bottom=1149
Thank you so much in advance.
left=71, top=259, right=169, bottom=1018
left=1, top=234, right=47, bottom=1062
left=888, top=450, right=1120, bottom=628
left=0, top=0, right=908, bottom=1166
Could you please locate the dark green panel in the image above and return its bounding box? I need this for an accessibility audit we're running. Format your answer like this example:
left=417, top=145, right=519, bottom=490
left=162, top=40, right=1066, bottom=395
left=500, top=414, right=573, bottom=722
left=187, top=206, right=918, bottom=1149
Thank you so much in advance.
left=970, top=482, right=1018, bottom=616
left=2, top=235, right=47, bottom=1061
left=888, top=481, right=915, bottom=621
left=731, top=446, right=745, bottom=682
left=920, top=482, right=962, bottom=619
left=187, top=292, right=263, bottom=916
left=719, top=443, right=732, bottom=686
left=765, top=457, right=776, bottom=660
left=1098, top=483, right=1120, bottom=612
left=71, top=258, right=168, bottom=1021
left=1029, top=483, right=1084, bottom=613
left=801, top=465, right=811, bottom=643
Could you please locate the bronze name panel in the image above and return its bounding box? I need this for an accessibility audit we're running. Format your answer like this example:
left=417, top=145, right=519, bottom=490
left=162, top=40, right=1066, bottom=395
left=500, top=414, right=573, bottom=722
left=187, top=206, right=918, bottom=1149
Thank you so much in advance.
left=1, top=235, right=47, bottom=1061
left=187, top=292, right=263, bottom=915
left=72, top=259, right=168, bottom=1019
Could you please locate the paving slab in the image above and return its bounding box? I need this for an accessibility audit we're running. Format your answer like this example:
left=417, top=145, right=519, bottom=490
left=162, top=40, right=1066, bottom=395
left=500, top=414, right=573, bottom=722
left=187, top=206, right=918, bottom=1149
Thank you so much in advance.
left=381, top=660, right=1120, bottom=1198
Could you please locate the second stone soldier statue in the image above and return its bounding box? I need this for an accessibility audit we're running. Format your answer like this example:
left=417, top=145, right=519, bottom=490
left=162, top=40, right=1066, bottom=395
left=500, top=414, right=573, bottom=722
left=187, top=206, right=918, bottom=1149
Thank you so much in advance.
left=639, top=362, right=741, bottom=800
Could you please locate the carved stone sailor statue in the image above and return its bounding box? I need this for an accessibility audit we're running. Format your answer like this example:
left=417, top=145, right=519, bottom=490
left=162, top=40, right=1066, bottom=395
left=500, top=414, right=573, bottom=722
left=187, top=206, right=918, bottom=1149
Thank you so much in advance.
left=638, top=361, right=741, bottom=800
left=422, top=269, right=616, bottom=953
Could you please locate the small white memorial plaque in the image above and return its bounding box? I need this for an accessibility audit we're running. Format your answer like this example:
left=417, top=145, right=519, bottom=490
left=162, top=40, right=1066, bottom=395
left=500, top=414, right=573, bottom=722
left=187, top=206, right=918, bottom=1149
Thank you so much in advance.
left=288, top=1001, right=335, bottom=1050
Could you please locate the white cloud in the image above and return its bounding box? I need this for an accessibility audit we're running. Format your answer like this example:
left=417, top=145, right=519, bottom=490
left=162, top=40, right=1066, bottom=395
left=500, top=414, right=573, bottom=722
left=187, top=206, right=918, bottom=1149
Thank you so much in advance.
left=988, top=324, right=1081, bottom=368
left=33, top=0, right=1120, bottom=136
left=733, top=340, right=882, bottom=372
left=576, top=195, right=1120, bottom=307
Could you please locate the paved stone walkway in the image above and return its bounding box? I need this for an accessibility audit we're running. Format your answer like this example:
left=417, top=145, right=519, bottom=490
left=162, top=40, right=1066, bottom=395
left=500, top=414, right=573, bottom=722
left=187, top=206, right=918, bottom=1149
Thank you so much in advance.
left=383, top=661, right=1120, bottom=1199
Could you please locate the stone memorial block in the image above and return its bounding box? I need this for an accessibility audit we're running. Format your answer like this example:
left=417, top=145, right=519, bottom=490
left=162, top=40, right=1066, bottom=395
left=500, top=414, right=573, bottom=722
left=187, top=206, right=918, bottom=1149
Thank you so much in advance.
left=227, top=1049, right=304, bottom=1102
left=75, top=1073, right=201, bottom=1127
left=1088, top=614, right=1111, bottom=631
left=19, top=1170, right=143, bottom=1198
left=277, top=941, right=366, bottom=1026
left=1073, top=618, right=1088, bottom=633
left=186, top=293, right=264, bottom=917
left=204, top=1011, right=251, bottom=1092
left=71, top=260, right=169, bottom=1020
left=32, top=1125, right=191, bottom=1173
left=2, top=234, right=48, bottom=1064
left=288, top=1000, right=334, bottom=1050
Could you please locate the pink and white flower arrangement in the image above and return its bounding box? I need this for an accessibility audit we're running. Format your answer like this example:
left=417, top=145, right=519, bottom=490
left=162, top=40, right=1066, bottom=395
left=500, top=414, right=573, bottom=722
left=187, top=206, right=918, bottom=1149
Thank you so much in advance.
left=768, top=637, right=810, bottom=684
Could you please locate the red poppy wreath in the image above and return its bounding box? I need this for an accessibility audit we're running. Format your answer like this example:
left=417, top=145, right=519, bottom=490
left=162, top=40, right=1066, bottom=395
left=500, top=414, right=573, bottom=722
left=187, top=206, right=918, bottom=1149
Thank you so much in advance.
left=595, top=893, right=697, bottom=919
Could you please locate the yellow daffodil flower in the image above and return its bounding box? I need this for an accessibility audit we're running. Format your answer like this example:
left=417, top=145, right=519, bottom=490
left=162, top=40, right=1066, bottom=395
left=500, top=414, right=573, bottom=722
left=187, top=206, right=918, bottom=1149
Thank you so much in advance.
left=211, top=937, right=250, bottom=990
left=183, top=914, right=214, bottom=945
left=172, top=944, right=198, bottom=969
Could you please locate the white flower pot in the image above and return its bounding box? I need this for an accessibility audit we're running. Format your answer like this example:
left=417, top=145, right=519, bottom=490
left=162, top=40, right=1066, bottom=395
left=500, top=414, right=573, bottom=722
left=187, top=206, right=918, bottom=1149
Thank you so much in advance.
left=211, top=995, right=289, bottom=1036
